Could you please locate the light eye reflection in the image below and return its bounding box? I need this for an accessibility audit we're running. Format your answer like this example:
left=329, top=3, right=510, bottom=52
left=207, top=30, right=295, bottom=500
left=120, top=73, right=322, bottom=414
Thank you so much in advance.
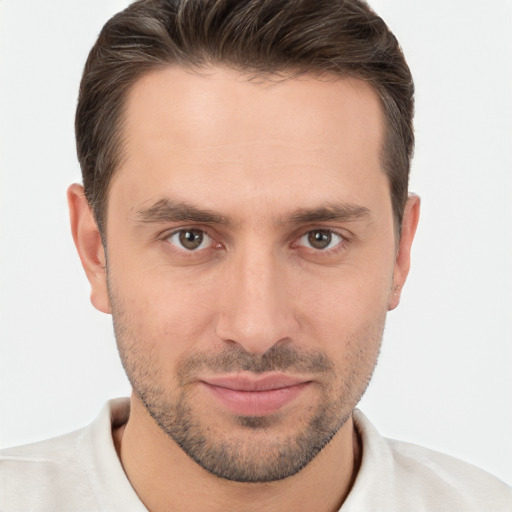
left=298, top=230, right=344, bottom=251
left=164, top=228, right=345, bottom=255
left=167, top=229, right=214, bottom=251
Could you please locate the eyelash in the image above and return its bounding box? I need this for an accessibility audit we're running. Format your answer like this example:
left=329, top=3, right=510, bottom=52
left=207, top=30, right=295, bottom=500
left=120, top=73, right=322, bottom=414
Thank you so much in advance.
left=163, top=228, right=221, bottom=256
left=293, top=229, right=347, bottom=254
left=162, top=227, right=349, bottom=256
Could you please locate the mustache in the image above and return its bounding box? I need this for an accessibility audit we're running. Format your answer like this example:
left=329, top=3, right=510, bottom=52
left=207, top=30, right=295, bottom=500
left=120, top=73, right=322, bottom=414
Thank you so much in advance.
left=178, top=344, right=333, bottom=381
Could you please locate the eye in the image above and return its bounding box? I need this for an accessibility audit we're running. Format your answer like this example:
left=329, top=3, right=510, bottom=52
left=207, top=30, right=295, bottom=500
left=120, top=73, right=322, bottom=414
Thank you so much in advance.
left=298, top=229, right=343, bottom=251
left=167, top=229, right=213, bottom=251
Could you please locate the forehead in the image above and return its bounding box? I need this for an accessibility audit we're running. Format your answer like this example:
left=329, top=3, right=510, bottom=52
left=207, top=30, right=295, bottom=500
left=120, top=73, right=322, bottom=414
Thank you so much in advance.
left=111, top=66, right=387, bottom=219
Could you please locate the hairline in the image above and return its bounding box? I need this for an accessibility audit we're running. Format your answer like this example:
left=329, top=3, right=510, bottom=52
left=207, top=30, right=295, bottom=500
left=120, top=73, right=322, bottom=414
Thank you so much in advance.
left=95, top=63, right=404, bottom=243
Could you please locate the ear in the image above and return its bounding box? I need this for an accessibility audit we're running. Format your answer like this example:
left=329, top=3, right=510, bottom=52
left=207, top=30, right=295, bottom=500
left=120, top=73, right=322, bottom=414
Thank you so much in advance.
left=388, top=194, right=420, bottom=311
left=67, top=184, right=111, bottom=314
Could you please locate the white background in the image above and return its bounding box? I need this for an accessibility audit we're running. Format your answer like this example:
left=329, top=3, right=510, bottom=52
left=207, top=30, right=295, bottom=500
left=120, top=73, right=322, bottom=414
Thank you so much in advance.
left=1, top=0, right=511, bottom=485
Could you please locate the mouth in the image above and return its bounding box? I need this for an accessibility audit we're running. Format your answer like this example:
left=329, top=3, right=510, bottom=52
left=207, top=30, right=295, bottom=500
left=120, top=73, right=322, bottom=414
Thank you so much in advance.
left=199, top=373, right=312, bottom=416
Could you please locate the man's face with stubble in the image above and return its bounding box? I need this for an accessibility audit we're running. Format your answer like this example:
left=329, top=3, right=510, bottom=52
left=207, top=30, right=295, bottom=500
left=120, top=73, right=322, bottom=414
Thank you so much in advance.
left=81, top=66, right=417, bottom=482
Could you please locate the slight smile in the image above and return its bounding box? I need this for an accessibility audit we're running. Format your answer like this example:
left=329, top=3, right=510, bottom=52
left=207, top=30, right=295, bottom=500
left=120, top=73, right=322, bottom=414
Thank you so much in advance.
left=200, top=374, right=313, bottom=416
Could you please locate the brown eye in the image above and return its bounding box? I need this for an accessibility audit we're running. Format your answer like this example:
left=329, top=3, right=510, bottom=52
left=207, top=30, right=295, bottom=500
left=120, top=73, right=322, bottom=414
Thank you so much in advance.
left=300, top=230, right=343, bottom=250
left=307, top=230, right=331, bottom=249
left=169, top=229, right=211, bottom=251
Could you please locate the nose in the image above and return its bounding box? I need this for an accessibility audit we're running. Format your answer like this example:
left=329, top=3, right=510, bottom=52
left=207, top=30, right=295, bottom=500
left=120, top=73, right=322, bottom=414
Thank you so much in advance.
left=215, top=245, right=297, bottom=355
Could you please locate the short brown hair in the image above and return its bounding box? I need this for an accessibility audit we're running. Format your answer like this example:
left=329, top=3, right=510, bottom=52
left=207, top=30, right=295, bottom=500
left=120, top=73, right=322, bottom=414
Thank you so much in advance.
left=76, top=0, right=414, bottom=235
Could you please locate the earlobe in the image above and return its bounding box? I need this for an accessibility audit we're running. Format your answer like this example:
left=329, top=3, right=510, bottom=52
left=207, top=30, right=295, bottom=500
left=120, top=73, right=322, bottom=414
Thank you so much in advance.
left=67, top=184, right=111, bottom=314
left=388, top=194, right=421, bottom=311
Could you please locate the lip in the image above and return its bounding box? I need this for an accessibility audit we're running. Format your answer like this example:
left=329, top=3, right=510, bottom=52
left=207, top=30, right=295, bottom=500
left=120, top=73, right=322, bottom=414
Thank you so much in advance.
left=200, top=373, right=311, bottom=416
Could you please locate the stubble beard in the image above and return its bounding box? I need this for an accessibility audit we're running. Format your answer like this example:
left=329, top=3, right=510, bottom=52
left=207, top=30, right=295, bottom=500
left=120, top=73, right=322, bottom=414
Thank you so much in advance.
left=108, top=283, right=384, bottom=483
left=134, top=373, right=353, bottom=482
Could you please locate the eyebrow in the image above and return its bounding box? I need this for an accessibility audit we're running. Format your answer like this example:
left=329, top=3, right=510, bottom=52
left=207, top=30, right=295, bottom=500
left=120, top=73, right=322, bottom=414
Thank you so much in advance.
left=135, top=199, right=231, bottom=225
left=134, top=198, right=370, bottom=226
left=286, top=203, right=371, bottom=225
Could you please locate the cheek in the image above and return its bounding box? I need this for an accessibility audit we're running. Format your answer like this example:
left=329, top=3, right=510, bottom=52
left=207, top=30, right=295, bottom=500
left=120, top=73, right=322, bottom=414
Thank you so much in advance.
left=297, top=263, right=393, bottom=329
left=108, top=258, right=221, bottom=356
left=293, top=260, right=393, bottom=376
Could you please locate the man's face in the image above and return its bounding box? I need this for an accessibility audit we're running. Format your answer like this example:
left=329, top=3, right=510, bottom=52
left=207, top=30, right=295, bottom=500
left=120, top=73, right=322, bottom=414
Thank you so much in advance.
left=86, top=67, right=411, bottom=482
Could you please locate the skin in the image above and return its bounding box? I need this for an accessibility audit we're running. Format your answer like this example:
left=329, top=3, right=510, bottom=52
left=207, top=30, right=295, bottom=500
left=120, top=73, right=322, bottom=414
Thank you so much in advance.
left=68, top=67, right=420, bottom=511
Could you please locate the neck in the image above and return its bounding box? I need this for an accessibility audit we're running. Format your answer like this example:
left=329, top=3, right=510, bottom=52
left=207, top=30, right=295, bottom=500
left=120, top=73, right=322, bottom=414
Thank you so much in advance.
left=114, top=394, right=361, bottom=512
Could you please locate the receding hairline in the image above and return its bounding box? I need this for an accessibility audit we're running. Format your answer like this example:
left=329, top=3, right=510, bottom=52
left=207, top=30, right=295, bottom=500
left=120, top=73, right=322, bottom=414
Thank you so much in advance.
left=103, top=63, right=391, bottom=233
left=76, top=0, right=414, bottom=242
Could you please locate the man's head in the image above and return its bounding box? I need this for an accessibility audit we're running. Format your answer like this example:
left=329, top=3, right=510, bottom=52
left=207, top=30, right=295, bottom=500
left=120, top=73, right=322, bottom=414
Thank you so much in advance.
left=69, top=0, right=419, bottom=484
left=75, top=0, right=414, bottom=237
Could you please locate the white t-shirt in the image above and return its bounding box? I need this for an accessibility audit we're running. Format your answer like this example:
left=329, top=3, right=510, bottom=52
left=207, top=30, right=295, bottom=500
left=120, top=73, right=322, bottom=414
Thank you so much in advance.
left=1, top=398, right=510, bottom=511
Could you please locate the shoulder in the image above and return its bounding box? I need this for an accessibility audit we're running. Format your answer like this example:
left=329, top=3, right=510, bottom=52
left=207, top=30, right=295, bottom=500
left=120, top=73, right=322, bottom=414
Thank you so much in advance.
left=344, top=410, right=512, bottom=512
left=387, top=437, right=512, bottom=508
left=0, top=398, right=142, bottom=512
left=0, top=427, right=96, bottom=510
